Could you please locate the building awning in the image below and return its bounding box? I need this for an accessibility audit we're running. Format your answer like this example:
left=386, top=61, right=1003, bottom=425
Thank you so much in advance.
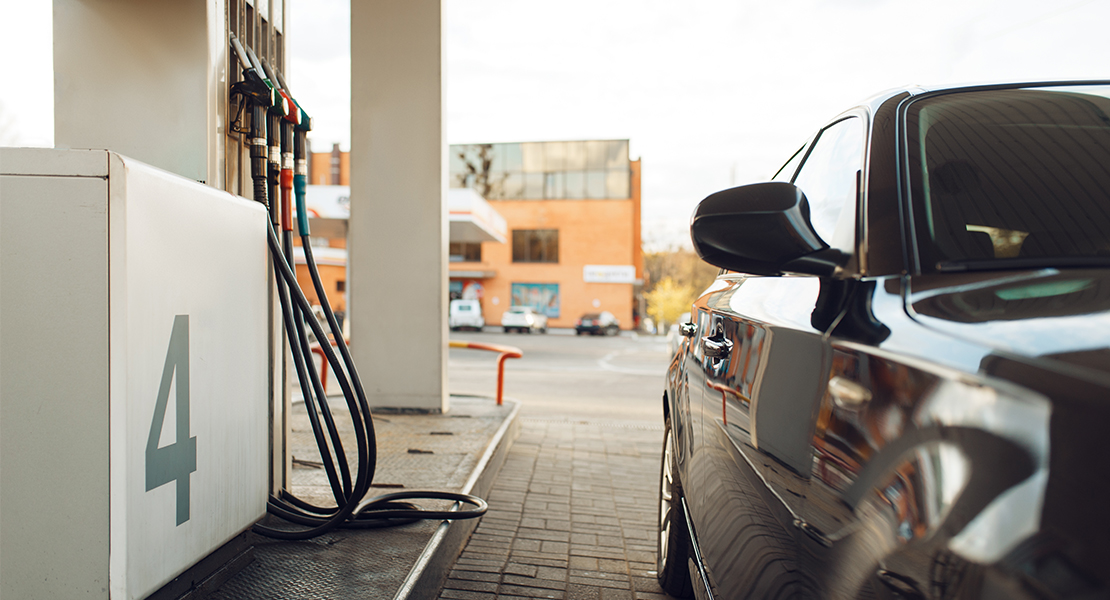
left=300, top=185, right=505, bottom=245
left=449, top=188, right=507, bottom=244
left=292, top=245, right=347, bottom=266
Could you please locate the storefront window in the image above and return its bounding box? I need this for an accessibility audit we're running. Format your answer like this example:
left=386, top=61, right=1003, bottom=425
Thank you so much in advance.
left=449, top=242, right=482, bottom=262
left=511, top=283, right=560, bottom=318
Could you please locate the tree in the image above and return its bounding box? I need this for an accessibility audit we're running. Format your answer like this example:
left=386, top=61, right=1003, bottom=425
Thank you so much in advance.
left=644, top=277, right=694, bottom=333
left=454, top=144, right=508, bottom=199
left=643, top=247, right=717, bottom=297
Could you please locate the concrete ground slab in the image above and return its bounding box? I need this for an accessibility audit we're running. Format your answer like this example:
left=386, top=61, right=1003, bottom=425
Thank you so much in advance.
left=199, top=395, right=519, bottom=600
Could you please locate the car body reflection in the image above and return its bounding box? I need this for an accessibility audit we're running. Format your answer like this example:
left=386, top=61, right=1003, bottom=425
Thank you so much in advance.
left=657, top=81, right=1110, bottom=600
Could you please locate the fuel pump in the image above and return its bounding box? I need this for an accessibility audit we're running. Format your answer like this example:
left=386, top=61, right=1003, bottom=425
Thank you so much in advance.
left=228, top=34, right=486, bottom=540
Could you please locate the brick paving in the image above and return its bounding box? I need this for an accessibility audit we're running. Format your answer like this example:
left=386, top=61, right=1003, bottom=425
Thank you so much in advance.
left=438, top=418, right=670, bottom=600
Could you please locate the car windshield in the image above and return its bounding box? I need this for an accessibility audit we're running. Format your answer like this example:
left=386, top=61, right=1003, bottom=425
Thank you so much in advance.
left=906, top=85, right=1110, bottom=271
left=581, top=313, right=600, bottom=319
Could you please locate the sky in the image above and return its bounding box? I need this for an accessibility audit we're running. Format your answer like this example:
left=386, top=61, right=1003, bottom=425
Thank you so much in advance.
left=3, top=0, right=1108, bottom=248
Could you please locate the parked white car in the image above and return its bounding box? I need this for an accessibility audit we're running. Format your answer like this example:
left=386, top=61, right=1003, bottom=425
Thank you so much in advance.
left=449, top=299, right=485, bottom=331
left=500, top=307, right=547, bottom=334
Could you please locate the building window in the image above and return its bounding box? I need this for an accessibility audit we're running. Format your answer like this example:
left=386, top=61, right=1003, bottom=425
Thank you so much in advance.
left=449, top=242, right=482, bottom=262
left=337, top=280, right=346, bottom=292
left=449, top=140, right=632, bottom=200
left=512, top=229, right=559, bottom=263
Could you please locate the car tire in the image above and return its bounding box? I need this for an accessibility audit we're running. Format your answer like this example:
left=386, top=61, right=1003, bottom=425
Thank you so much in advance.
left=658, top=418, right=694, bottom=598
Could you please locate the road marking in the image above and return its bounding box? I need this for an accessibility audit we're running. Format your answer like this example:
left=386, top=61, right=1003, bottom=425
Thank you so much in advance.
left=598, top=350, right=666, bottom=376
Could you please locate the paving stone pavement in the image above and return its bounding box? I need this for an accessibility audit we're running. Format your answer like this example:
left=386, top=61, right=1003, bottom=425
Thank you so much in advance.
left=438, top=417, right=670, bottom=600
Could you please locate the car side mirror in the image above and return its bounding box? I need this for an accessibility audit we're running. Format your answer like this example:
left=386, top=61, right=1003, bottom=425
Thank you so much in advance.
left=690, top=181, right=847, bottom=276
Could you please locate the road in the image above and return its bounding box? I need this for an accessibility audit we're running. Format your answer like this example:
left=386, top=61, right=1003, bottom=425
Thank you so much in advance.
left=448, top=329, right=670, bottom=423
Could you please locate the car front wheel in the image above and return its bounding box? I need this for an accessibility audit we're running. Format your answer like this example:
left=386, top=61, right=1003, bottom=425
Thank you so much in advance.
left=658, top=418, right=693, bottom=597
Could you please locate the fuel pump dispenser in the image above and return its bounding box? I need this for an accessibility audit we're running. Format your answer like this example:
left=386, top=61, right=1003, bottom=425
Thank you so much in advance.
left=227, top=35, right=486, bottom=540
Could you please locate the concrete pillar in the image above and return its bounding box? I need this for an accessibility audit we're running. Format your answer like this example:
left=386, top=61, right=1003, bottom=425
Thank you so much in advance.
left=350, top=0, right=447, bottom=412
left=53, top=0, right=219, bottom=186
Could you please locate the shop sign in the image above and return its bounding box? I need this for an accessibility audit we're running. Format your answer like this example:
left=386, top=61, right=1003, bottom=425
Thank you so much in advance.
left=583, top=264, right=636, bottom=284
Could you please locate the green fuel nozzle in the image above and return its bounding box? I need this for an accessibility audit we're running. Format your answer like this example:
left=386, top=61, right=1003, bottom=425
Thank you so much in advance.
left=272, top=69, right=313, bottom=237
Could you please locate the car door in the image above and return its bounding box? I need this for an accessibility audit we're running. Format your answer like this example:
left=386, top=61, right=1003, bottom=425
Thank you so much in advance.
left=689, top=114, right=867, bottom=597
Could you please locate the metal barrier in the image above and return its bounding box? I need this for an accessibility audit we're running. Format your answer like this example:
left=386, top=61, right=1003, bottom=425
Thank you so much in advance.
left=449, top=340, right=522, bottom=406
left=309, top=343, right=333, bottom=394
left=309, top=339, right=522, bottom=406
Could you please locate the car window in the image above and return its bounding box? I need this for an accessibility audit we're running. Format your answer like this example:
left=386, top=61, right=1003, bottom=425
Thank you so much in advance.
left=792, top=116, right=864, bottom=252
left=906, top=85, right=1110, bottom=270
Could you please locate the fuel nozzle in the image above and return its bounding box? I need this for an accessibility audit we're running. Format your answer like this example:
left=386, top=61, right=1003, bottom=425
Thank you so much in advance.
left=272, top=69, right=313, bottom=238
left=229, top=33, right=274, bottom=207
left=229, top=34, right=276, bottom=108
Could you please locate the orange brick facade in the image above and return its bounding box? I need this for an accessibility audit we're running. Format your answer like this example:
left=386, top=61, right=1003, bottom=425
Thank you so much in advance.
left=309, top=144, right=349, bottom=186
left=451, top=159, right=642, bottom=330
left=297, top=144, right=642, bottom=331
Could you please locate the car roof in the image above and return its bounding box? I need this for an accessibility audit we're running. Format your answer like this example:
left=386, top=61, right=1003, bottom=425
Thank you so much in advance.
left=850, top=80, right=1110, bottom=115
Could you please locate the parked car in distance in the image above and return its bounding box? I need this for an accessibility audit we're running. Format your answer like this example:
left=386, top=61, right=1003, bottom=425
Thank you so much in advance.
left=659, top=81, right=1110, bottom=599
left=575, top=311, right=620, bottom=336
left=665, top=312, right=690, bottom=356
left=500, top=306, right=547, bottom=334
left=448, top=299, right=484, bottom=331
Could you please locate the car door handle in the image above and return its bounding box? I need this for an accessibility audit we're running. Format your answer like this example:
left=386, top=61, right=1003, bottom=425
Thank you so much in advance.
left=828, top=376, right=872, bottom=410
left=701, top=336, right=733, bottom=358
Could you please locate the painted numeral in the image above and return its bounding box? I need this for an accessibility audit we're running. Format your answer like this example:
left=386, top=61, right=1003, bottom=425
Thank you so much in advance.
left=145, top=315, right=197, bottom=526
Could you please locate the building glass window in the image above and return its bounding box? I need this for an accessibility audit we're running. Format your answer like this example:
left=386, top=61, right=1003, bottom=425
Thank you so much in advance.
left=565, top=171, right=585, bottom=199
left=512, top=229, right=559, bottom=263
left=523, top=173, right=544, bottom=199
left=502, top=172, right=524, bottom=198
left=449, top=140, right=632, bottom=200
left=586, top=171, right=607, bottom=199
left=606, top=170, right=630, bottom=198
left=565, top=141, right=587, bottom=170
left=544, top=172, right=565, bottom=199
left=449, top=242, right=482, bottom=262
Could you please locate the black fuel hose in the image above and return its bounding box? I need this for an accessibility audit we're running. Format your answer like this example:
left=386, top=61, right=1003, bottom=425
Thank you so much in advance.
left=231, top=33, right=488, bottom=538
left=252, top=222, right=488, bottom=539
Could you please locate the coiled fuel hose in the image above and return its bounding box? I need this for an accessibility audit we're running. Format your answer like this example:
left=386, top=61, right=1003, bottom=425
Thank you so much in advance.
left=229, top=34, right=487, bottom=540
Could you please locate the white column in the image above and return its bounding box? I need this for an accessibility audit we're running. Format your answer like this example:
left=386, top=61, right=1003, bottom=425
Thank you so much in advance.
left=53, top=0, right=219, bottom=185
left=349, top=0, right=447, bottom=412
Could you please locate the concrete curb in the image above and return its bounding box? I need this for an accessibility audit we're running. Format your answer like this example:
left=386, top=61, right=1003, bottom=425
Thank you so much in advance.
left=392, top=398, right=522, bottom=600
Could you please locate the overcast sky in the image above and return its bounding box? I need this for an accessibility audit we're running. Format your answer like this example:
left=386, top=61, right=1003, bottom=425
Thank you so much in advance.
left=3, top=0, right=1107, bottom=248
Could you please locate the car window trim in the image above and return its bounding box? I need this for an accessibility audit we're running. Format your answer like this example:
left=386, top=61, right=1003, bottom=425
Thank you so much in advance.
left=791, top=111, right=870, bottom=269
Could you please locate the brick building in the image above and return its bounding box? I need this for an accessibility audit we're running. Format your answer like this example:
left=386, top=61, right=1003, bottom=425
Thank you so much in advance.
left=449, top=140, right=642, bottom=330
left=302, top=139, right=643, bottom=331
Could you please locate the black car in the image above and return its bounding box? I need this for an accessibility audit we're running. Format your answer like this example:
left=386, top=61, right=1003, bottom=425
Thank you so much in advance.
left=576, top=311, right=620, bottom=336
left=658, top=81, right=1110, bottom=599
